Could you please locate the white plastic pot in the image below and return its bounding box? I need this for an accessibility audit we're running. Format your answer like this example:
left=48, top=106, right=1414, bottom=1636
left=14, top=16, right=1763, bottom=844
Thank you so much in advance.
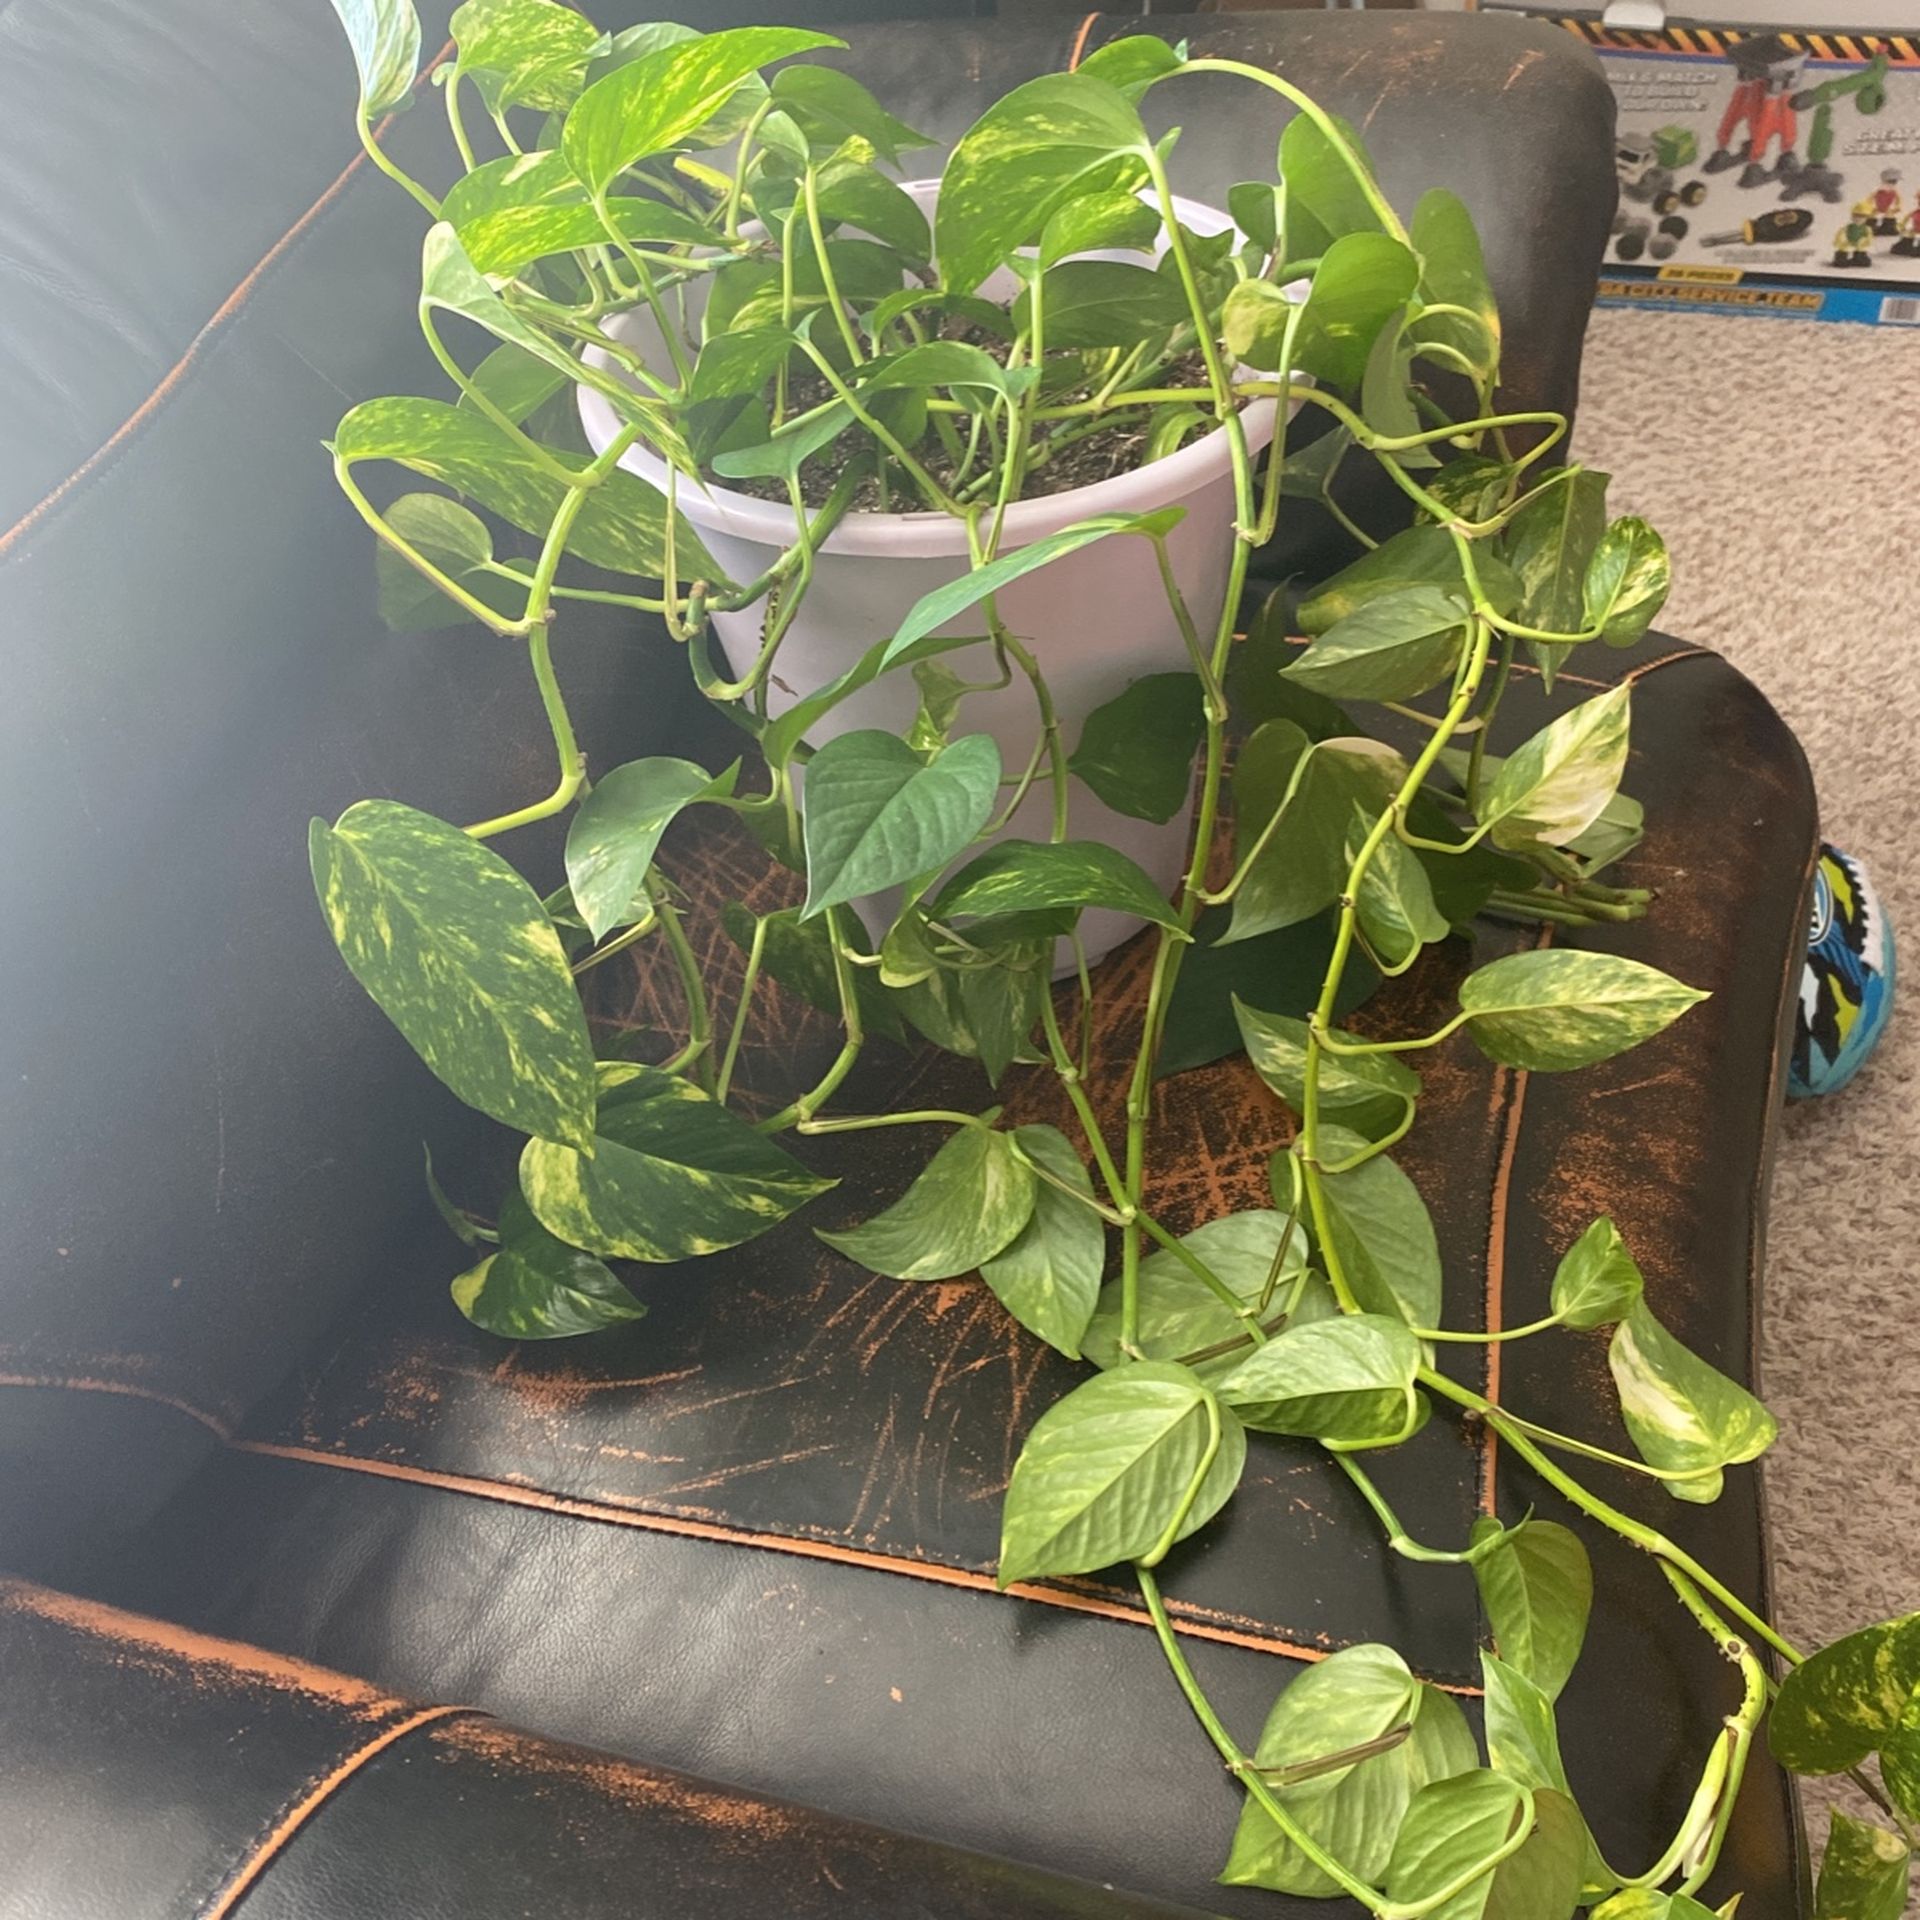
left=579, top=181, right=1279, bottom=968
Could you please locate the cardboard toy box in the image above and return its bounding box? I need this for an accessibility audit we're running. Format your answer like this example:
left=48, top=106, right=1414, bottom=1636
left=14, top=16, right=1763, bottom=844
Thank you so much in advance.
left=1548, top=17, right=1920, bottom=324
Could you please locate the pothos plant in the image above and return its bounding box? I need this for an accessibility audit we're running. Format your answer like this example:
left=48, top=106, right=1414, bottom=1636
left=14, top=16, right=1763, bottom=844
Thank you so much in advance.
left=317, top=4, right=1915, bottom=1915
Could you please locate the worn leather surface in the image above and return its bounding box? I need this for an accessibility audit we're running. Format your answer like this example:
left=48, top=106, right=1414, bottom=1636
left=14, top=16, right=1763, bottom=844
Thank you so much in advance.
left=0, top=2, right=1810, bottom=1916
left=0, top=1577, right=1216, bottom=1920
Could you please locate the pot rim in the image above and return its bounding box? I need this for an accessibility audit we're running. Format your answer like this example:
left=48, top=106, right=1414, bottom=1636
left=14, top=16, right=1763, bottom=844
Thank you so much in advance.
left=576, top=180, right=1287, bottom=561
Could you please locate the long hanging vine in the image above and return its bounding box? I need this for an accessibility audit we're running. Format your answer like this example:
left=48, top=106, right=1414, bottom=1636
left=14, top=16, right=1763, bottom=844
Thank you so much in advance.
left=315, top=7, right=1917, bottom=1916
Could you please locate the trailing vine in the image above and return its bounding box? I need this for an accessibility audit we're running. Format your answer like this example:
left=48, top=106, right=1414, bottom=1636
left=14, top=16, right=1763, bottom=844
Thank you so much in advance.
left=318, top=6, right=1917, bottom=1915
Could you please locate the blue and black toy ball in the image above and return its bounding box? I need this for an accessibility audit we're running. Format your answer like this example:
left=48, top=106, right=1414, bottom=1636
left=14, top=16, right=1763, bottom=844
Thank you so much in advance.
left=1790, top=844, right=1895, bottom=1099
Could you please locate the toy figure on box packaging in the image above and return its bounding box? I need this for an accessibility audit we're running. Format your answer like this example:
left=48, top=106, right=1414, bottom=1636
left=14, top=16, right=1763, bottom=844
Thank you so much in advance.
left=1895, top=194, right=1920, bottom=258
left=1704, top=34, right=1806, bottom=187
left=1860, top=170, right=1904, bottom=235
left=1831, top=214, right=1875, bottom=267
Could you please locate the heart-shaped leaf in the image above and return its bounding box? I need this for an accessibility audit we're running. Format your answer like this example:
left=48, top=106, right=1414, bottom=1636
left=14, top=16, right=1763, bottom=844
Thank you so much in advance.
left=1608, top=1301, right=1777, bottom=1503
left=935, top=70, right=1151, bottom=295
left=1383, top=1771, right=1530, bottom=1913
left=1075, top=33, right=1185, bottom=99
left=1068, top=673, right=1206, bottom=825
left=457, top=342, right=568, bottom=427
left=451, top=1184, right=645, bottom=1338
left=1296, top=524, right=1467, bottom=637
left=1278, top=110, right=1390, bottom=247
left=1501, top=467, right=1608, bottom=688
left=769, top=63, right=932, bottom=165
left=929, top=839, right=1183, bottom=934
left=311, top=801, right=597, bottom=1150
left=1083, top=1210, right=1320, bottom=1383
left=1550, top=1217, right=1644, bottom=1330
left=1223, top=1648, right=1477, bottom=1897
left=1217, top=1314, right=1421, bottom=1443
left=451, top=0, right=598, bottom=113
left=565, top=758, right=735, bottom=940
left=1017, top=259, right=1189, bottom=349
left=854, top=340, right=1029, bottom=403
left=333, top=396, right=724, bottom=584
left=1409, top=187, right=1500, bottom=381
left=327, top=0, right=421, bottom=120
left=810, top=160, right=931, bottom=264
left=1470, top=1517, right=1593, bottom=1702
left=1457, top=950, right=1708, bottom=1073
left=521, top=1064, right=833, bottom=1260
left=375, top=492, right=520, bottom=631
left=1812, top=1811, right=1911, bottom=1920
left=1349, top=804, right=1447, bottom=967
left=979, top=1125, right=1107, bottom=1359
left=1239, top=231, right=1418, bottom=393
left=880, top=510, right=1181, bottom=668
left=818, top=1122, right=1035, bottom=1281
left=800, top=731, right=1001, bottom=918
left=1234, top=998, right=1418, bottom=1141
left=1285, top=584, right=1468, bottom=703
left=564, top=27, right=842, bottom=194
left=1478, top=685, right=1631, bottom=852
left=1040, top=188, right=1163, bottom=266
left=1313, top=1126, right=1443, bottom=1330
left=1482, top=1652, right=1617, bottom=1901
left=1590, top=1895, right=1721, bottom=1920
left=997, top=1360, right=1245, bottom=1585
left=1771, top=1614, right=1920, bottom=1779
left=1584, top=517, right=1671, bottom=649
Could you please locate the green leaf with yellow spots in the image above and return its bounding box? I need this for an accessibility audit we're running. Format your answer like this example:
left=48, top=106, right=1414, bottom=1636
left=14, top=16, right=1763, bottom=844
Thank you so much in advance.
left=520, top=1063, right=833, bottom=1260
left=311, top=801, right=597, bottom=1150
left=452, top=1185, right=645, bottom=1338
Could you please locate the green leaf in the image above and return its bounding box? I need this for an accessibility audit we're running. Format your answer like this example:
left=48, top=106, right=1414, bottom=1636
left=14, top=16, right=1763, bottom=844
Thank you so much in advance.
left=1297, top=524, right=1466, bottom=637
left=1040, top=188, right=1163, bottom=266
left=935, top=71, right=1151, bottom=295
left=1360, top=306, right=1435, bottom=470
left=311, top=801, right=596, bottom=1150
left=854, top=339, right=1028, bottom=403
left=1230, top=180, right=1282, bottom=255
left=979, top=1125, right=1105, bottom=1358
left=681, top=327, right=799, bottom=463
left=1314, top=1126, right=1443, bottom=1330
left=1223, top=1648, right=1477, bottom=1897
left=1285, top=584, right=1468, bottom=703
left=451, top=1185, right=645, bottom=1338
left=1067, top=673, right=1205, bottom=825
left=1477, top=1789, right=1584, bottom=1920
left=818, top=1123, right=1035, bottom=1281
left=1458, top=950, right=1708, bottom=1073
left=374, top=492, right=513, bottom=631
left=1814, top=1812, right=1912, bottom=1920
left=1478, top=684, right=1630, bottom=853
left=458, top=342, right=569, bottom=426
left=930, top=839, right=1182, bottom=934
left=1383, top=1771, right=1530, bottom=1913
left=1084, top=1210, right=1317, bottom=1384
left=451, top=0, right=598, bottom=113
left=1160, top=908, right=1377, bottom=1081
left=564, top=758, right=734, bottom=941
left=564, top=27, right=842, bottom=194
left=1225, top=730, right=1407, bottom=945
left=710, top=396, right=855, bottom=484
left=881, top=511, right=1181, bottom=669
left=1230, top=605, right=1356, bottom=736
left=1567, top=789, right=1645, bottom=878
left=887, top=946, right=1048, bottom=1081
left=1772, top=1614, right=1920, bottom=1777
left=327, top=0, right=421, bottom=120
left=1481, top=1652, right=1616, bottom=1902
left=1409, top=188, right=1500, bottom=380
left=1075, top=33, right=1185, bottom=99
left=1217, top=1314, right=1420, bottom=1443
left=1279, top=111, right=1389, bottom=245
left=723, top=903, right=905, bottom=1044
left=1234, top=997, right=1417, bottom=1142
left=1349, top=805, right=1448, bottom=967
left=1470, top=1517, right=1593, bottom=1702
left=1018, top=259, right=1189, bottom=349
left=1226, top=231, right=1417, bottom=394
left=761, top=630, right=995, bottom=771
left=810, top=160, right=931, bottom=265
left=1502, top=468, right=1608, bottom=685
left=422, top=222, right=603, bottom=404
left=998, top=1360, right=1244, bottom=1586
left=459, top=196, right=714, bottom=276
left=1549, top=1217, right=1644, bottom=1330
left=1608, top=1301, right=1777, bottom=1503
left=333, top=396, right=724, bottom=584
left=769, top=63, right=932, bottom=165
left=1584, top=517, right=1671, bottom=649
left=800, top=731, right=1001, bottom=918
left=521, top=1063, right=833, bottom=1260
left=1591, top=1896, right=1720, bottom=1920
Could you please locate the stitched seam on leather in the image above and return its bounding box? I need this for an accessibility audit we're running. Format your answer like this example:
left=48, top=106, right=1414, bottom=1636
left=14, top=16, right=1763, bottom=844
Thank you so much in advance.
left=1067, top=13, right=1101, bottom=70
left=0, top=1370, right=235, bottom=1441
left=0, top=43, right=455, bottom=565
left=193, top=1703, right=479, bottom=1920
left=232, top=1435, right=1479, bottom=1690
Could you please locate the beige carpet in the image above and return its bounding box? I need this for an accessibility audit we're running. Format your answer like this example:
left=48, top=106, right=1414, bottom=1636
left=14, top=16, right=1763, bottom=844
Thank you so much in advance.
left=1577, top=306, right=1920, bottom=1884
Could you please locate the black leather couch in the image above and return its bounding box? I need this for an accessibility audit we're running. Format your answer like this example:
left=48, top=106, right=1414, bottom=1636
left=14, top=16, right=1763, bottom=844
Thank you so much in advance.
left=0, top=4, right=1816, bottom=1915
